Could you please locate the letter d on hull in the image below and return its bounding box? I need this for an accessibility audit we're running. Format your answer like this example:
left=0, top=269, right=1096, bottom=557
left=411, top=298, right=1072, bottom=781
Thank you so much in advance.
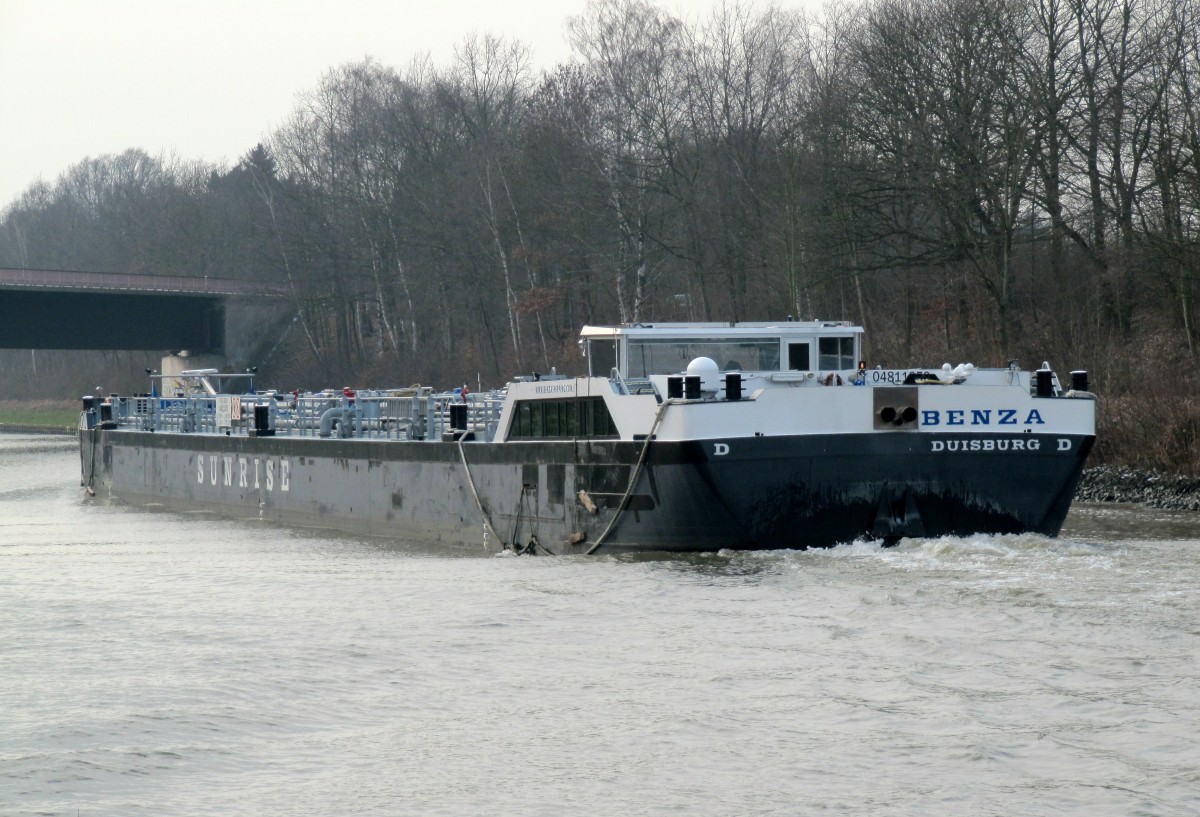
left=713, top=443, right=730, bottom=456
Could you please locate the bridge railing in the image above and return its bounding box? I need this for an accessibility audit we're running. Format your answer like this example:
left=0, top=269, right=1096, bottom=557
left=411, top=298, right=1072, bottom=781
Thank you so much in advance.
left=0, top=267, right=288, bottom=297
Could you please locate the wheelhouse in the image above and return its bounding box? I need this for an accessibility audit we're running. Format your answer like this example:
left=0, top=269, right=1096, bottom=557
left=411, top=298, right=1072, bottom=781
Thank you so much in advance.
left=579, top=321, right=864, bottom=379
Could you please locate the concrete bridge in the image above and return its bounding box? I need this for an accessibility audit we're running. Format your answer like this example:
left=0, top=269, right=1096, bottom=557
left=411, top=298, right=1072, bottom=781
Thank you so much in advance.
left=0, top=267, right=291, bottom=358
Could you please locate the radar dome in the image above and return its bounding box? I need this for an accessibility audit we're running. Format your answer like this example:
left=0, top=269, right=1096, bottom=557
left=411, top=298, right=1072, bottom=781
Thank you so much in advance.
left=686, top=356, right=720, bottom=391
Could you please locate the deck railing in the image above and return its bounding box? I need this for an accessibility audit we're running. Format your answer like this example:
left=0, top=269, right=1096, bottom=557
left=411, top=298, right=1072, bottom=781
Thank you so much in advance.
left=93, top=389, right=507, bottom=443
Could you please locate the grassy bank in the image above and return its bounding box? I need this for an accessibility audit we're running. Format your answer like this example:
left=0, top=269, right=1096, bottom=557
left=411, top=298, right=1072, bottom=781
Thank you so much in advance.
left=0, top=400, right=79, bottom=430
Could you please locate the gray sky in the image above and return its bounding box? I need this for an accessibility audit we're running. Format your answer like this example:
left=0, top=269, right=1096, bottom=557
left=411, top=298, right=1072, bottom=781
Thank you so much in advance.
left=0, top=0, right=591, bottom=208
left=0, top=0, right=815, bottom=210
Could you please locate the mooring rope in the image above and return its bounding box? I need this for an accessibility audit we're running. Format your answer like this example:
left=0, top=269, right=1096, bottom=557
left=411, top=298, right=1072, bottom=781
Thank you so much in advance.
left=585, top=400, right=670, bottom=555
left=78, top=412, right=88, bottom=487
left=509, top=484, right=526, bottom=547
left=457, top=436, right=504, bottom=550
left=81, top=414, right=99, bottom=497
left=510, top=486, right=548, bottom=555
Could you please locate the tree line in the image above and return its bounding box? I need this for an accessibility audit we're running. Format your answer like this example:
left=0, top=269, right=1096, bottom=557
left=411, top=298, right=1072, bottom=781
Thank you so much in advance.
left=2, top=0, right=1199, bottom=469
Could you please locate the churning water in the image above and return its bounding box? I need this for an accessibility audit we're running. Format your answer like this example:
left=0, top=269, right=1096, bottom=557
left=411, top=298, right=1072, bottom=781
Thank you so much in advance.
left=2, top=434, right=1198, bottom=816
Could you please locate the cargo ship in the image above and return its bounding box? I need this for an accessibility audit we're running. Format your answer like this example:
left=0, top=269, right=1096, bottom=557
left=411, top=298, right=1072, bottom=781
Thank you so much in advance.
left=79, top=320, right=1096, bottom=554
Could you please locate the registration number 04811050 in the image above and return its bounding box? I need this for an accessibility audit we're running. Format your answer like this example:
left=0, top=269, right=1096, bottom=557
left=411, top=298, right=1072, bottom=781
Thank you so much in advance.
left=868, top=369, right=921, bottom=385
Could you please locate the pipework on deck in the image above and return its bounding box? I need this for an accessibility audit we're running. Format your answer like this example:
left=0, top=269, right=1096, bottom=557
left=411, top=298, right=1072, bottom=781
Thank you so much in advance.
left=81, top=388, right=506, bottom=443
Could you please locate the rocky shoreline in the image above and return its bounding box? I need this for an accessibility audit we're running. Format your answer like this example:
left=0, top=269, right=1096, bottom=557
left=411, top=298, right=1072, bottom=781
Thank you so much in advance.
left=1075, top=465, right=1200, bottom=511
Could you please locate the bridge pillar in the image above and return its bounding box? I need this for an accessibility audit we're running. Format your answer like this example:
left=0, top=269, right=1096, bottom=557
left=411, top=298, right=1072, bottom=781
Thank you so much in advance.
left=160, top=352, right=227, bottom=396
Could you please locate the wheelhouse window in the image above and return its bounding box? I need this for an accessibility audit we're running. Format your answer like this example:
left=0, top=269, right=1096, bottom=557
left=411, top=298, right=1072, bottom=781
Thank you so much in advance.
left=586, top=339, right=618, bottom=377
left=509, top=397, right=619, bottom=439
left=627, top=338, right=781, bottom=376
left=818, top=337, right=855, bottom=370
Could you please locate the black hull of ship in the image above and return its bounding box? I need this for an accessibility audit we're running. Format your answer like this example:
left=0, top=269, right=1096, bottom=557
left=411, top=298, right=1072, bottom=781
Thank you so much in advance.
left=660, top=433, right=1094, bottom=550
left=80, top=429, right=1093, bottom=554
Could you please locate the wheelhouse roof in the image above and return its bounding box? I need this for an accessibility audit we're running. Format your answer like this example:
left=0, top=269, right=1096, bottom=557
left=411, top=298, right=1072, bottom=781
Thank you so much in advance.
left=579, top=321, right=864, bottom=339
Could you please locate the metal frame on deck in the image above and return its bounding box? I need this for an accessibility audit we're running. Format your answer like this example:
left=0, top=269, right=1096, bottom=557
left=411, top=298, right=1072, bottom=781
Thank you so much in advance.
left=90, top=389, right=508, bottom=443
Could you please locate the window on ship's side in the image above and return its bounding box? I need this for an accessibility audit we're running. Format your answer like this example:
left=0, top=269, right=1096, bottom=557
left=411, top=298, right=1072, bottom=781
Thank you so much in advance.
left=514, top=402, right=534, bottom=437
left=818, top=337, right=856, bottom=370
left=508, top=398, right=618, bottom=439
left=589, top=398, right=618, bottom=437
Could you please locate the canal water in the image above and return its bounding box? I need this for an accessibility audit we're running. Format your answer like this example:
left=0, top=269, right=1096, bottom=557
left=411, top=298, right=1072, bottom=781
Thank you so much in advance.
left=2, top=434, right=1198, bottom=816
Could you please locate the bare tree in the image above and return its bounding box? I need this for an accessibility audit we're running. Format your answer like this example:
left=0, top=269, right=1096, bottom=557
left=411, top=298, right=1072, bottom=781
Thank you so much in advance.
left=446, top=33, right=541, bottom=370
left=1065, top=0, right=1174, bottom=334
left=568, top=0, right=686, bottom=321
left=681, top=2, right=806, bottom=320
